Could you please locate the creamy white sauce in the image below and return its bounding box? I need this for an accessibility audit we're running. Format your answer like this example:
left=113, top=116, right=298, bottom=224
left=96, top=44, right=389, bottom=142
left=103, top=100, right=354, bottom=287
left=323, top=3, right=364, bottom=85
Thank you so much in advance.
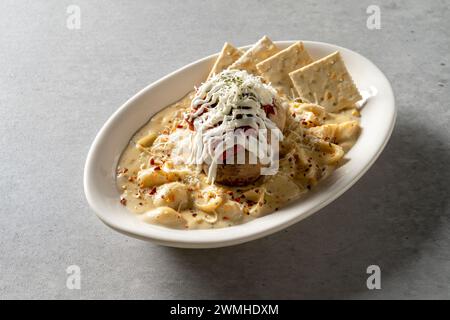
left=116, top=92, right=362, bottom=229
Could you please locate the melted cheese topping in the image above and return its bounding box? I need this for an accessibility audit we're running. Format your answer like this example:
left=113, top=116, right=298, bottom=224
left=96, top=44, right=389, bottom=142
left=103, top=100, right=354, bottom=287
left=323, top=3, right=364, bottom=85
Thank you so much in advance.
left=185, top=70, right=283, bottom=181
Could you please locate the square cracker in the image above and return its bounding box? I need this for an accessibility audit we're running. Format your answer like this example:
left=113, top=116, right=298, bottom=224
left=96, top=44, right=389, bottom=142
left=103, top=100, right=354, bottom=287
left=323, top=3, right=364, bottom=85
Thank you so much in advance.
left=289, top=51, right=362, bottom=112
left=228, top=36, right=279, bottom=75
left=208, top=42, right=243, bottom=79
left=256, top=41, right=313, bottom=98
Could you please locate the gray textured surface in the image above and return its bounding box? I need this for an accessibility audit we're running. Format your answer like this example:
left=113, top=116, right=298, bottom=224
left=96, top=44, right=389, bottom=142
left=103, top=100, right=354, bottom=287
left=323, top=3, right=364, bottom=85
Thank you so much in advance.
left=0, top=0, right=449, bottom=299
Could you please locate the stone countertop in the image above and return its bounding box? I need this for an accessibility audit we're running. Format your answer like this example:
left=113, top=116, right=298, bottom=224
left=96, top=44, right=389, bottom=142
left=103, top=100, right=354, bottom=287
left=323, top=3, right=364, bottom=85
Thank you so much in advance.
left=0, top=0, right=449, bottom=299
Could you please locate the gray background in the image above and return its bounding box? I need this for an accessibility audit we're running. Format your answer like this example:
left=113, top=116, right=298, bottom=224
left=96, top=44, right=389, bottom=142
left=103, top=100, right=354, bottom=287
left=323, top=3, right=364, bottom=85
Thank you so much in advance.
left=0, top=0, right=449, bottom=299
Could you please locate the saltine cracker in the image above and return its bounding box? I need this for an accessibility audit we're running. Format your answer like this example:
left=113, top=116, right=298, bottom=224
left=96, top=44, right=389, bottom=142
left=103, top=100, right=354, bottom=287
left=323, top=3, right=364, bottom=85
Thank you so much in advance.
left=208, top=42, right=243, bottom=79
left=289, top=51, right=362, bottom=112
left=257, top=41, right=313, bottom=97
left=229, top=36, right=279, bottom=75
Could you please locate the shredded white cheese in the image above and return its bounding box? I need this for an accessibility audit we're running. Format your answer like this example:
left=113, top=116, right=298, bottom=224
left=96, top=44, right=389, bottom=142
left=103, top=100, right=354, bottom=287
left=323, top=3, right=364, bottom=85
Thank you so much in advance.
left=179, top=70, right=283, bottom=181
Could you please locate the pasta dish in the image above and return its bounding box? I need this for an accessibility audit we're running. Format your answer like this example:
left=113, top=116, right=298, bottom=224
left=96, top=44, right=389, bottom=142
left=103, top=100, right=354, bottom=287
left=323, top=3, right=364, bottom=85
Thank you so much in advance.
left=116, top=36, right=362, bottom=229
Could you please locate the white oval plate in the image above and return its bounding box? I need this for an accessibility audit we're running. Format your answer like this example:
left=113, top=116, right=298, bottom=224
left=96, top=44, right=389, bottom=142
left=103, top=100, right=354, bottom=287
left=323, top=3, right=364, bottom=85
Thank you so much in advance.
left=84, top=41, right=396, bottom=248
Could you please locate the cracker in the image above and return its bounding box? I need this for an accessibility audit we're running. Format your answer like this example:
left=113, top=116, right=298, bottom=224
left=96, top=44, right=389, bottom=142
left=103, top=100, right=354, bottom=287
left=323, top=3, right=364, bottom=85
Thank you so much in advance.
left=208, top=42, right=243, bottom=78
left=256, top=41, right=313, bottom=98
left=289, top=51, right=362, bottom=112
left=228, top=36, right=279, bottom=75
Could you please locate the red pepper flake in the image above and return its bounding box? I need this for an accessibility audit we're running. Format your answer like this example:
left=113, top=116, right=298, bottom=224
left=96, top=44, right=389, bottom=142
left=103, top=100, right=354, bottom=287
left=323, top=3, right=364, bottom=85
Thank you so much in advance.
left=154, top=166, right=161, bottom=171
left=120, top=197, right=127, bottom=206
left=234, top=197, right=241, bottom=203
left=187, top=119, right=195, bottom=131
left=262, top=104, right=275, bottom=116
left=150, top=158, right=155, bottom=165
left=176, top=124, right=184, bottom=129
left=149, top=187, right=157, bottom=195
left=223, top=216, right=229, bottom=220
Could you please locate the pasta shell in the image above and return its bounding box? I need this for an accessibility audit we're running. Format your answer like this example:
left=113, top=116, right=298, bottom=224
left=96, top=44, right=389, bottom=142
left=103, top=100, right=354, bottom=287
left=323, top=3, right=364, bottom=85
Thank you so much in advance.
left=141, top=207, right=187, bottom=229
